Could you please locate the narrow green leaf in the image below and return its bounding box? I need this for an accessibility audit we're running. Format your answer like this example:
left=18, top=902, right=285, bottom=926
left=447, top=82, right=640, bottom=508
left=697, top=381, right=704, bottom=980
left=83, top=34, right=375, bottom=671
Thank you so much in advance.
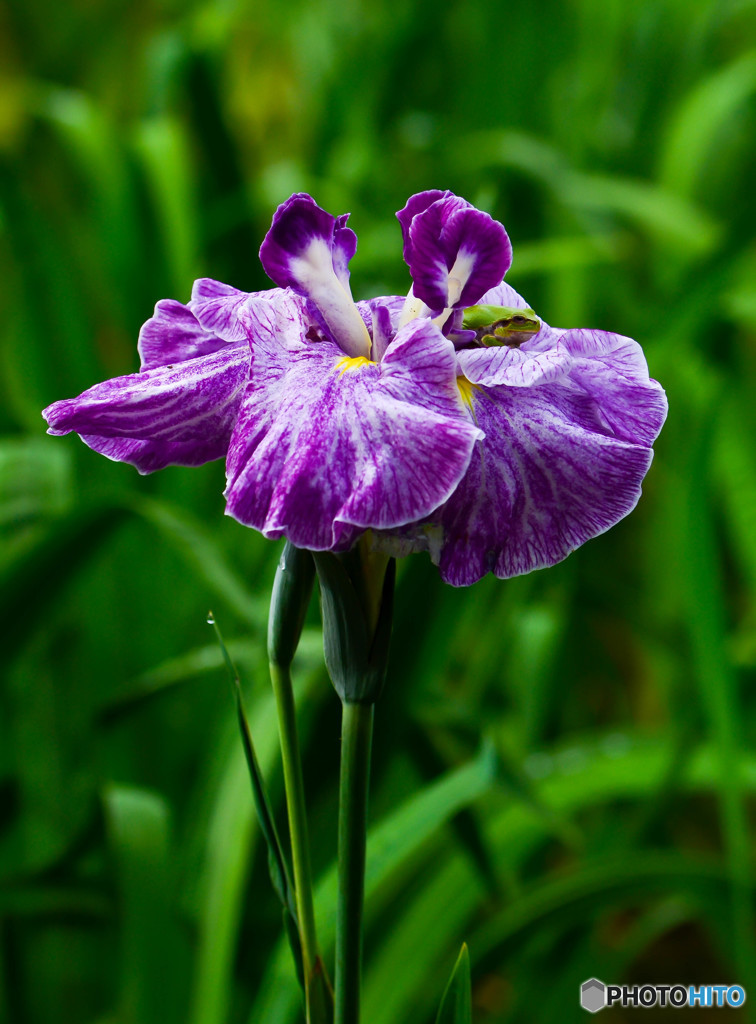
left=562, top=173, right=720, bottom=256
left=188, top=660, right=324, bottom=1024
left=659, top=51, right=756, bottom=200
left=103, top=786, right=183, bottom=1024
left=132, top=116, right=199, bottom=294
left=436, top=944, right=472, bottom=1024
left=680, top=398, right=756, bottom=989
left=306, top=955, right=335, bottom=1024
left=248, top=745, right=496, bottom=1023
left=209, top=614, right=297, bottom=918
left=208, top=613, right=305, bottom=991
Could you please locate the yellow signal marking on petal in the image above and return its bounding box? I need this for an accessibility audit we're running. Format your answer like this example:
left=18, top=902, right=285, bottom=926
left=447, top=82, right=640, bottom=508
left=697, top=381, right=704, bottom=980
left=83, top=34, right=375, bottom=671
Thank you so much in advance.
left=456, top=375, right=480, bottom=410
left=335, top=355, right=375, bottom=375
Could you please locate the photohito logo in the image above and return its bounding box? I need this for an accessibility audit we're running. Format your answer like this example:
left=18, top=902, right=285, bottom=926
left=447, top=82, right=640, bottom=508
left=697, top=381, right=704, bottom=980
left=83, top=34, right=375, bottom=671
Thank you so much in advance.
left=580, top=979, right=746, bottom=1012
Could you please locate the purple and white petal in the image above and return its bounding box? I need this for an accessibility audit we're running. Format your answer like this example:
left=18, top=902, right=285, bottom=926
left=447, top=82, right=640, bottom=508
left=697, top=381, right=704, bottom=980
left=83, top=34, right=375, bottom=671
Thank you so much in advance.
left=396, top=190, right=450, bottom=264
left=190, top=278, right=248, bottom=305
left=558, top=329, right=668, bottom=445
left=457, top=326, right=567, bottom=387
left=399, top=191, right=512, bottom=311
left=259, top=193, right=371, bottom=358
left=42, top=345, right=250, bottom=474
left=224, top=318, right=481, bottom=550
left=368, top=304, right=394, bottom=363
left=435, top=379, right=664, bottom=586
left=189, top=278, right=268, bottom=343
left=457, top=325, right=668, bottom=443
left=442, top=205, right=513, bottom=308
left=476, top=279, right=531, bottom=310
left=76, top=434, right=233, bottom=474
left=138, top=298, right=230, bottom=370
left=357, top=295, right=405, bottom=338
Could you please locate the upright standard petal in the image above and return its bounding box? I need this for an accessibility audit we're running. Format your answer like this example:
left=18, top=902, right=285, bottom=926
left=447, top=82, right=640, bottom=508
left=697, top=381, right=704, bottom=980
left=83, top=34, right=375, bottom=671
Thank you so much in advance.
left=42, top=344, right=250, bottom=474
left=224, top=301, right=482, bottom=551
left=259, top=193, right=371, bottom=358
left=398, top=191, right=512, bottom=312
left=435, top=328, right=668, bottom=585
left=396, top=190, right=449, bottom=265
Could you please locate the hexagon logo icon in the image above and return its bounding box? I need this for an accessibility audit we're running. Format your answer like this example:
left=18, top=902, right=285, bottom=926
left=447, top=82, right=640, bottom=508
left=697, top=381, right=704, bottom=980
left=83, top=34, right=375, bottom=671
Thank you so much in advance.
left=581, top=978, right=607, bottom=1013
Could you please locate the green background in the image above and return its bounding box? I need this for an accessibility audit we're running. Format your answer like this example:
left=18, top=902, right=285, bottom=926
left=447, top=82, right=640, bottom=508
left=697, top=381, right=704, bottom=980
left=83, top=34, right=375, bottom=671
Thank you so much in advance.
left=2, top=0, right=756, bottom=1020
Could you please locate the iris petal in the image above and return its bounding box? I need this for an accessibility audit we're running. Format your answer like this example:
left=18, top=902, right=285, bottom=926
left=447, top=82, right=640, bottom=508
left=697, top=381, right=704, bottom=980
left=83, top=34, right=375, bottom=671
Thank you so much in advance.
left=42, top=345, right=250, bottom=475
left=189, top=278, right=266, bottom=343
left=138, top=293, right=231, bottom=369
left=224, top=315, right=481, bottom=549
left=398, top=191, right=512, bottom=312
left=434, top=327, right=667, bottom=584
left=259, top=193, right=371, bottom=358
left=435, top=380, right=662, bottom=585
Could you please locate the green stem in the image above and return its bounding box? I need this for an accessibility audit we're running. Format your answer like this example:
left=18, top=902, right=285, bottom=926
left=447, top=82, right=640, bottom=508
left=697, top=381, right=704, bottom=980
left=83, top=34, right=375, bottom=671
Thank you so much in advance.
left=269, top=661, right=320, bottom=998
left=335, top=701, right=374, bottom=1024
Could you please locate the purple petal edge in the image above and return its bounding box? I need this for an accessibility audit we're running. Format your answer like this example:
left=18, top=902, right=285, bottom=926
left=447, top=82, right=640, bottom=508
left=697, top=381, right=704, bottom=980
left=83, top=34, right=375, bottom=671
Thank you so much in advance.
left=400, top=191, right=512, bottom=310
left=42, top=345, right=250, bottom=474
left=223, top=317, right=481, bottom=549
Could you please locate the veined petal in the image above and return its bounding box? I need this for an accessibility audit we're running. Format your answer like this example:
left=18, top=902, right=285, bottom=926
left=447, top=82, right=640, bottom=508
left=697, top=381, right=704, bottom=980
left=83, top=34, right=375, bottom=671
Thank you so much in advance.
left=138, top=297, right=229, bottom=370
left=443, top=206, right=513, bottom=308
left=557, top=329, right=668, bottom=446
left=396, top=190, right=449, bottom=264
left=224, top=318, right=482, bottom=550
left=457, top=328, right=568, bottom=387
left=42, top=345, right=250, bottom=474
left=76, top=434, right=233, bottom=474
left=476, top=280, right=531, bottom=310
left=435, top=380, right=663, bottom=586
left=138, top=279, right=265, bottom=369
left=259, top=193, right=371, bottom=358
left=370, top=304, right=394, bottom=363
left=356, top=295, right=405, bottom=339
left=189, top=278, right=268, bottom=343
left=398, top=191, right=512, bottom=311
left=457, top=324, right=668, bottom=444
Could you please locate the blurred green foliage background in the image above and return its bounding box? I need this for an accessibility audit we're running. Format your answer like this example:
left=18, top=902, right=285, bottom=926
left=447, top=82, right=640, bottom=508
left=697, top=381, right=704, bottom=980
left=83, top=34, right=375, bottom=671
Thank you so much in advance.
left=2, top=0, right=756, bottom=1021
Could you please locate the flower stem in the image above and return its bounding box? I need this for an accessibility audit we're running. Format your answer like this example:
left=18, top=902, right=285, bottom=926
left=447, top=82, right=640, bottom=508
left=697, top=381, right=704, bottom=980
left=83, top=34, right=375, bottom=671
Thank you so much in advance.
left=269, top=661, right=320, bottom=1004
left=335, top=700, right=374, bottom=1024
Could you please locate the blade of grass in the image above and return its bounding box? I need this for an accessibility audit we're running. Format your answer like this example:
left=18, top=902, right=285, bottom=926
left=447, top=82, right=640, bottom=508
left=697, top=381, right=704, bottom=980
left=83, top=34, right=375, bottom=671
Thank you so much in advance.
left=249, top=743, right=497, bottom=1022
left=207, top=611, right=304, bottom=987
left=658, top=50, right=756, bottom=200
left=435, top=944, right=472, bottom=1024
left=104, top=786, right=183, bottom=1024
left=681, top=397, right=756, bottom=990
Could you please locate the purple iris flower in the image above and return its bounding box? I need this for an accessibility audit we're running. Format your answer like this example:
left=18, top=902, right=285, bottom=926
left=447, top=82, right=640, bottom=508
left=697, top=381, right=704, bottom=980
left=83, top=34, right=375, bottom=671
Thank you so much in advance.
left=42, top=189, right=667, bottom=584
